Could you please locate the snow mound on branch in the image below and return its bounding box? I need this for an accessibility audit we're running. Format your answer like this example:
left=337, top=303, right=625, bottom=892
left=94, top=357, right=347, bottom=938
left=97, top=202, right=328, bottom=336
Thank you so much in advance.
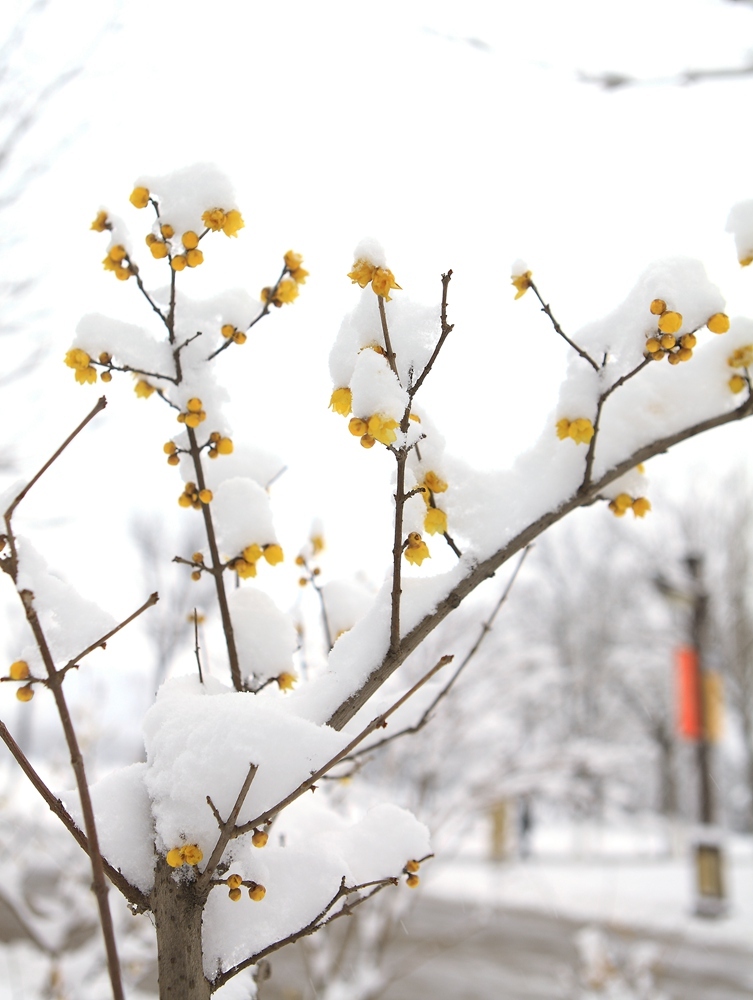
left=229, top=587, right=297, bottom=683
left=135, top=163, right=239, bottom=236
left=211, top=477, right=277, bottom=555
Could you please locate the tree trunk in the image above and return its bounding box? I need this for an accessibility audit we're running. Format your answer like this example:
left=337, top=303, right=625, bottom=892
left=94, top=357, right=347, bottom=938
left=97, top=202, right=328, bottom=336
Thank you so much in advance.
left=152, top=860, right=212, bottom=1000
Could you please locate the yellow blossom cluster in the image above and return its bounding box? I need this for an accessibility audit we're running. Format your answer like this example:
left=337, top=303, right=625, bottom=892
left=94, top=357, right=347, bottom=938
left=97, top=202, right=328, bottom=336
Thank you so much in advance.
left=556, top=417, right=595, bottom=445
left=261, top=278, right=299, bottom=307
left=727, top=344, right=753, bottom=393
left=201, top=207, right=245, bottom=237
left=7, top=661, right=34, bottom=702
left=163, top=441, right=181, bottom=467
left=348, top=414, right=399, bottom=448
left=229, top=543, right=284, bottom=579
left=608, top=493, right=651, bottom=518
left=645, top=299, right=729, bottom=365
left=224, top=873, right=265, bottom=902
left=177, top=398, right=207, bottom=428
left=404, top=532, right=430, bottom=566
left=347, top=259, right=401, bottom=301
left=511, top=270, right=532, bottom=299
left=166, top=844, right=204, bottom=868
left=405, top=859, right=421, bottom=888
left=207, top=432, right=234, bottom=459
left=276, top=672, right=297, bottom=692
left=283, top=249, right=309, bottom=284
left=420, top=471, right=449, bottom=536
left=64, top=349, right=97, bottom=385
left=189, top=552, right=204, bottom=581
left=102, top=244, right=132, bottom=281
left=178, top=482, right=213, bottom=509
left=220, top=324, right=248, bottom=345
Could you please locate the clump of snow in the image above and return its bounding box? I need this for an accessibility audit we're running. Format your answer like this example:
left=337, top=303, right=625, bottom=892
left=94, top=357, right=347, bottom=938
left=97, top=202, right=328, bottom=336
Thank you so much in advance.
left=135, top=164, right=240, bottom=237
left=321, top=578, right=374, bottom=640
left=15, top=538, right=116, bottom=663
left=229, top=587, right=297, bottom=683
left=511, top=258, right=529, bottom=277
left=76, top=314, right=173, bottom=380
left=211, top=477, right=277, bottom=556
left=350, top=237, right=387, bottom=269
left=349, top=349, right=408, bottom=423
left=202, top=443, right=285, bottom=494
left=726, top=200, right=753, bottom=263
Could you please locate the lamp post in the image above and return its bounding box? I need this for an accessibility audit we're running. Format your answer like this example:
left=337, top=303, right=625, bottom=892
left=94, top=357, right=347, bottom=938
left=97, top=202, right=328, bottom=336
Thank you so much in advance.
left=655, top=554, right=726, bottom=917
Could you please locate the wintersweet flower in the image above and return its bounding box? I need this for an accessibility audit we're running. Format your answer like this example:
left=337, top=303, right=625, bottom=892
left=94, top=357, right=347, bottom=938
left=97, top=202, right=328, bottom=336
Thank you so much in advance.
left=366, top=414, right=398, bottom=446
left=9, top=661, right=29, bottom=680
left=275, top=278, right=299, bottom=303
left=150, top=240, right=168, bottom=259
left=631, top=497, right=651, bottom=518
left=348, top=259, right=376, bottom=288
left=424, top=507, right=448, bottom=535
left=707, top=313, right=730, bottom=334
left=182, top=845, right=203, bottom=866
left=242, top=544, right=263, bottom=564
left=90, top=210, right=109, bottom=232
left=371, top=267, right=401, bottom=301
left=134, top=380, right=156, bottom=398
left=202, top=208, right=226, bottom=231
left=263, top=544, right=284, bottom=565
left=129, top=186, right=150, bottom=208
left=16, top=684, right=34, bottom=702
left=657, top=311, right=682, bottom=334
left=405, top=532, right=430, bottom=566
left=233, top=558, right=257, bottom=579
left=423, top=471, right=448, bottom=494
left=222, top=209, right=244, bottom=237
left=65, top=349, right=97, bottom=384
left=276, top=672, right=297, bottom=691
left=252, top=829, right=269, bottom=848
left=284, top=249, right=309, bottom=282
left=649, top=299, right=666, bottom=315
left=249, top=884, right=266, bottom=901
left=182, top=231, right=200, bottom=250
left=512, top=271, right=532, bottom=299
left=729, top=375, right=746, bottom=393
left=160, top=223, right=175, bottom=239
left=728, top=345, right=753, bottom=368
left=329, top=387, right=352, bottom=415
left=556, top=418, right=594, bottom=445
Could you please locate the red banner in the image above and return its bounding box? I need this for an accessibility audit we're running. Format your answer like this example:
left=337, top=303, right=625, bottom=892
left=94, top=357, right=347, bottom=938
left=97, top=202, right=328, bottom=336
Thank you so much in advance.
left=676, top=645, right=701, bottom=739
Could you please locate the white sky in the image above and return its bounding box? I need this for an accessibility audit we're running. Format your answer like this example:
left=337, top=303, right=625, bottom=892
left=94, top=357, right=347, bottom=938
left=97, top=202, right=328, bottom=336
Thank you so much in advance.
left=2, top=0, right=753, bottom=660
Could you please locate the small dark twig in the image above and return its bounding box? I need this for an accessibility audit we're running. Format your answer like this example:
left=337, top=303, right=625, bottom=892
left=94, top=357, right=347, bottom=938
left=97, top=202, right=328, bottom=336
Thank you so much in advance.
left=4, top=397, right=107, bottom=522
left=196, top=763, right=259, bottom=895
left=528, top=278, right=599, bottom=370
left=60, top=592, right=159, bottom=677
left=377, top=296, right=400, bottom=380
left=410, top=270, right=454, bottom=396
left=193, top=608, right=204, bottom=684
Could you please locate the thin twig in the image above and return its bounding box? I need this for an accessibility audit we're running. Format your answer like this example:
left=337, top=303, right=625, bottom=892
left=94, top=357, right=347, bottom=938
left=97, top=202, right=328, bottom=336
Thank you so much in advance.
left=0, top=719, right=147, bottom=909
left=196, top=763, right=259, bottom=895
left=4, top=397, right=107, bottom=521
left=60, top=592, right=159, bottom=676
left=377, top=295, right=400, bottom=379
left=193, top=608, right=204, bottom=683
left=132, top=270, right=168, bottom=327
left=233, top=655, right=452, bottom=838
left=212, top=875, right=400, bottom=990
left=206, top=265, right=287, bottom=362
left=17, top=588, right=125, bottom=1000
left=347, top=545, right=532, bottom=758
left=410, top=270, right=454, bottom=396
left=528, top=278, right=599, bottom=370
left=326, top=391, right=753, bottom=731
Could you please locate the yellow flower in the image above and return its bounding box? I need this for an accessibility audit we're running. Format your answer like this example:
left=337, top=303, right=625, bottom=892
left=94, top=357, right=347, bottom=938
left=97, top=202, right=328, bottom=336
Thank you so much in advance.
left=614, top=493, right=633, bottom=512
left=198, top=489, right=213, bottom=504
left=16, top=684, right=34, bottom=703
left=202, top=208, right=226, bottom=231
left=166, top=848, right=185, bottom=868
left=424, top=507, right=448, bottom=535
left=632, top=497, right=651, bottom=518
left=249, top=884, right=266, bottom=901
left=181, top=844, right=203, bottom=866
left=649, top=298, right=666, bottom=316
left=728, top=345, right=753, bottom=368
left=406, top=874, right=420, bottom=888
left=150, top=240, right=168, bottom=259
left=129, top=186, right=150, bottom=209
left=348, top=259, right=376, bottom=288
left=227, top=873, right=243, bottom=889
left=680, top=333, right=697, bottom=349
left=371, top=267, right=401, bottom=301
left=275, top=278, right=299, bottom=303
left=186, top=250, right=204, bottom=269
left=134, top=379, right=156, bottom=398
left=740, top=254, right=753, bottom=267
left=557, top=418, right=594, bottom=445
left=65, top=348, right=92, bottom=371
left=217, top=437, right=233, bottom=455
left=423, top=471, right=448, bottom=494
left=263, top=544, right=284, bottom=565
left=512, top=271, right=532, bottom=299
left=161, top=223, right=175, bottom=239
left=645, top=338, right=661, bottom=354
left=276, top=672, right=297, bottom=691
left=9, top=661, right=29, bottom=680
left=171, top=255, right=187, bottom=271
left=228, top=887, right=242, bottom=901
left=658, top=311, right=682, bottom=334
left=90, top=210, right=109, bottom=232
left=243, top=544, right=263, bottom=563
left=182, top=231, right=200, bottom=250
left=349, top=417, right=368, bottom=436
left=329, top=387, right=352, bottom=415
left=404, top=532, right=430, bottom=566
left=291, top=266, right=308, bottom=284
left=234, top=558, right=257, bottom=578
left=222, top=209, right=244, bottom=237
left=284, top=250, right=304, bottom=271
left=367, top=414, right=399, bottom=446
left=406, top=860, right=420, bottom=873
left=311, top=533, right=325, bottom=554
left=109, top=244, right=127, bottom=263
left=729, top=374, right=746, bottom=394
left=707, top=313, right=730, bottom=335
left=252, top=829, right=269, bottom=848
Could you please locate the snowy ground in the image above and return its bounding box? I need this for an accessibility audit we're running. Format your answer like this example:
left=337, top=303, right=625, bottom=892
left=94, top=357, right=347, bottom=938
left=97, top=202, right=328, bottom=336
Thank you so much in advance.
left=426, top=819, right=753, bottom=952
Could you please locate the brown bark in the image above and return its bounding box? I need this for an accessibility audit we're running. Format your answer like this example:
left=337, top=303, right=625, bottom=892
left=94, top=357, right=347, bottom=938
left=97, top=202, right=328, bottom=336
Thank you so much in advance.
left=152, top=861, right=212, bottom=1000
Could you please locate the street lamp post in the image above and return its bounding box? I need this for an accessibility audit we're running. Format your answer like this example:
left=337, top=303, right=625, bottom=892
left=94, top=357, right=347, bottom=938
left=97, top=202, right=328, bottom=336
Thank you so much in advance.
left=655, top=554, right=726, bottom=918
